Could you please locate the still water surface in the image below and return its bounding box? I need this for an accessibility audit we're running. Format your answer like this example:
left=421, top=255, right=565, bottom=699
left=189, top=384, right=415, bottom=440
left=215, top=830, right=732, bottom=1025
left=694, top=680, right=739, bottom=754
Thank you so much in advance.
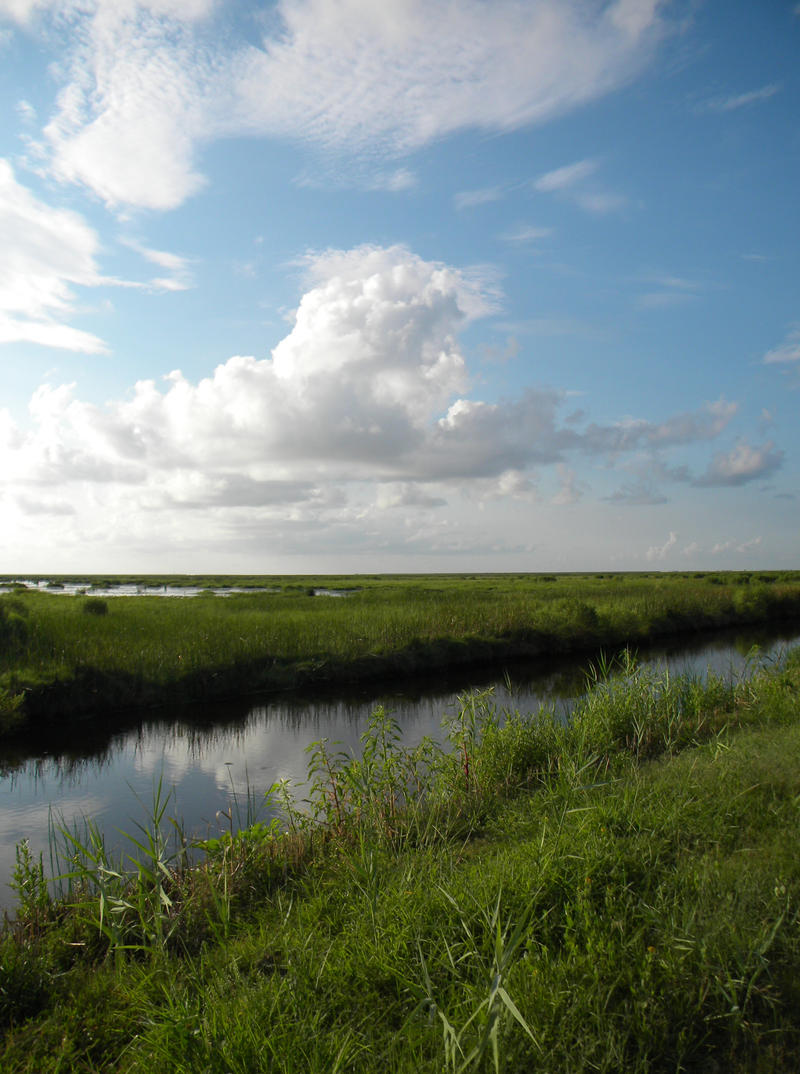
left=1, top=623, right=798, bottom=911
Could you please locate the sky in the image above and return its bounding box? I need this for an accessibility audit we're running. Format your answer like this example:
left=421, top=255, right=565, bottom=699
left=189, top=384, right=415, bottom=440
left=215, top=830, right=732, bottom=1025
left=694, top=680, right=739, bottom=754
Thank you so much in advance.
left=0, top=0, right=798, bottom=575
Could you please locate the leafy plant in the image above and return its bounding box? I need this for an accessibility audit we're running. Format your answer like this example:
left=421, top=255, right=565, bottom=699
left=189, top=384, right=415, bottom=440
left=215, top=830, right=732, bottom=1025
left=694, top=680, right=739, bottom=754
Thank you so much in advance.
left=52, top=778, right=187, bottom=959
left=10, top=839, right=50, bottom=933
left=408, top=889, right=540, bottom=1073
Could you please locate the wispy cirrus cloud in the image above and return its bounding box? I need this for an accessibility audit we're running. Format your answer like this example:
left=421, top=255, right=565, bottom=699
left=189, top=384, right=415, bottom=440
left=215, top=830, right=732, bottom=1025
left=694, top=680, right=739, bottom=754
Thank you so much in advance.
left=534, top=158, right=598, bottom=192
left=763, top=327, right=800, bottom=365
left=6, top=0, right=668, bottom=210
left=39, top=7, right=214, bottom=211
left=637, top=291, right=698, bottom=309
left=700, top=83, right=780, bottom=113
left=604, top=480, right=668, bottom=506
left=636, top=273, right=706, bottom=310
left=533, top=157, right=625, bottom=214
left=496, top=316, right=605, bottom=340
left=498, top=224, right=553, bottom=245
left=573, top=191, right=626, bottom=214
left=454, top=186, right=505, bottom=211
left=0, top=316, right=107, bottom=352
left=0, top=156, right=198, bottom=352
left=366, top=169, right=418, bottom=192
left=0, top=157, right=108, bottom=353
left=236, top=1, right=666, bottom=156
left=119, top=238, right=195, bottom=292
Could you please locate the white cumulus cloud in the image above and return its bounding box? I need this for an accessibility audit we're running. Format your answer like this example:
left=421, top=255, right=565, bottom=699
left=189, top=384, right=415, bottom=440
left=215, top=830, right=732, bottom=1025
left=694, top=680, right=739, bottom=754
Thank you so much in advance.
left=693, top=440, right=783, bottom=487
left=0, top=241, right=764, bottom=562
left=646, top=531, right=677, bottom=561
left=2, top=245, right=493, bottom=498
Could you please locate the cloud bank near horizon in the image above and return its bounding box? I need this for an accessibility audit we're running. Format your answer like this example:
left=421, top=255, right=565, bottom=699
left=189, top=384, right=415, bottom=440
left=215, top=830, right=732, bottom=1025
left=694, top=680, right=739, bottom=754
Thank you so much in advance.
left=0, top=243, right=775, bottom=563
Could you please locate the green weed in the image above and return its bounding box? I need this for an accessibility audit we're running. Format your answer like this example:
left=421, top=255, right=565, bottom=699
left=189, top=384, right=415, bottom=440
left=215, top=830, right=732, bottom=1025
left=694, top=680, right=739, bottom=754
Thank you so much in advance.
left=1, top=649, right=800, bottom=1071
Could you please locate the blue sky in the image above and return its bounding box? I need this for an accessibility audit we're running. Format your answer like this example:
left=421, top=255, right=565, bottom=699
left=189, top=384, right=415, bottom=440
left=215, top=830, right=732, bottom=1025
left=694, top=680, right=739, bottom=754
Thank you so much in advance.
left=0, top=0, right=798, bottom=574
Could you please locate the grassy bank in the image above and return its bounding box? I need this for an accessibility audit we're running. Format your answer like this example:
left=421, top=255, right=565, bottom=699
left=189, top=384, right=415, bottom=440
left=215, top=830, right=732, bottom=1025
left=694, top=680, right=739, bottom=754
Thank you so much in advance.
left=1, top=650, right=799, bottom=1071
left=2, top=571, right=800, bottom=731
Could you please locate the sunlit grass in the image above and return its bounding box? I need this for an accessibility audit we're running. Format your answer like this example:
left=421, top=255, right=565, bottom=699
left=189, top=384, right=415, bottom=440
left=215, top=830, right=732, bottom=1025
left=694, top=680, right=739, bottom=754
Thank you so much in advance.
left=2, top=651, right=800, bottom=1071
left=2, top=572, right=800, bottom=726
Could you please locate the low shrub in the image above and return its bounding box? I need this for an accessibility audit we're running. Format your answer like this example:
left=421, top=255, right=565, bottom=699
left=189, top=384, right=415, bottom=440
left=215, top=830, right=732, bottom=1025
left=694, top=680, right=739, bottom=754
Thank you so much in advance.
left=0, top=597, right=29, bottom=649
left=82, top=598, right=109, bottom=617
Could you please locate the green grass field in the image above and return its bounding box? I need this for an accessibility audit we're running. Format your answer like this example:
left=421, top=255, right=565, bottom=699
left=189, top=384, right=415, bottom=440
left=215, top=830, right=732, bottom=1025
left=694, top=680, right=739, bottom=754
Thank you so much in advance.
left=2, top=571, right=800, bottom=731
left=1, top=647, right=799, bottom=1071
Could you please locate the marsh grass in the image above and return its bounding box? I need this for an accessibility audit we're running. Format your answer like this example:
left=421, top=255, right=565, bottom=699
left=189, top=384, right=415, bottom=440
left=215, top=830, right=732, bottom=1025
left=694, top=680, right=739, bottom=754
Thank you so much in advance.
left=2, top=650, right=800, bottom=1070
left=2, top=572, right=800, bottom=730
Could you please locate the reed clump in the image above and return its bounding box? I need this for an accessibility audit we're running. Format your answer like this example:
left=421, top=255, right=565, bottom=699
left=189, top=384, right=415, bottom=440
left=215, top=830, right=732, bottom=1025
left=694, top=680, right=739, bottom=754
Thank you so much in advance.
left=1, top=649, right=799, bottom=1071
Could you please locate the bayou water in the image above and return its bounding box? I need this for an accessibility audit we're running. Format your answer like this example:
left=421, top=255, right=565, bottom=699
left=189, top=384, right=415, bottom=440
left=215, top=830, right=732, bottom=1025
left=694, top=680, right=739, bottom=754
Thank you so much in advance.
left=1, top=622, right=798, bottom=911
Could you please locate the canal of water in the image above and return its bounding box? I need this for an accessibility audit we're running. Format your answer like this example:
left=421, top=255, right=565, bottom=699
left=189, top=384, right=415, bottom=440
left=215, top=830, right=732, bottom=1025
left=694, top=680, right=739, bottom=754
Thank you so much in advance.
left=1, top=621, right=798, bottom=911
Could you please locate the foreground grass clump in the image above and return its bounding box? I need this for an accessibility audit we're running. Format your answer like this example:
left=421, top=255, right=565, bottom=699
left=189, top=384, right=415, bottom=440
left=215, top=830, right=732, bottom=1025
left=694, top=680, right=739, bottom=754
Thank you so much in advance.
left=2, top=571, right=800, bottom=729
left=1, top=651, right=799, bottom=1072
